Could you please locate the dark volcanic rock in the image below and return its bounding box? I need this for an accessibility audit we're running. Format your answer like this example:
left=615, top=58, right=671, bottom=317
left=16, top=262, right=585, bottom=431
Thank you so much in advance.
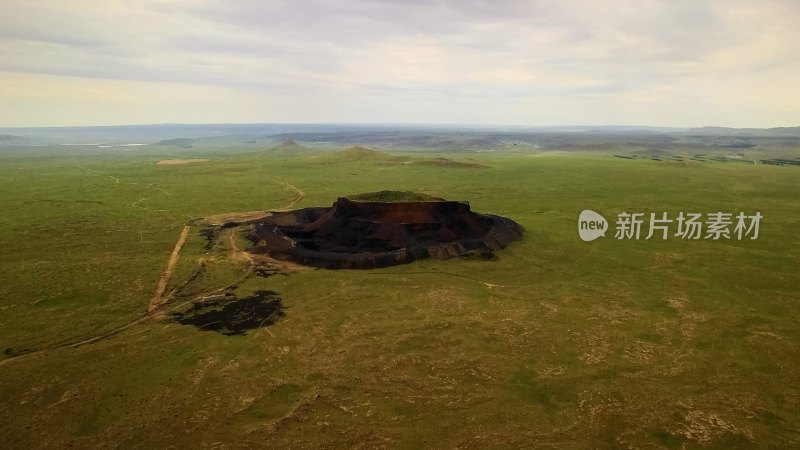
left=248, top=197, right=522, bottom=269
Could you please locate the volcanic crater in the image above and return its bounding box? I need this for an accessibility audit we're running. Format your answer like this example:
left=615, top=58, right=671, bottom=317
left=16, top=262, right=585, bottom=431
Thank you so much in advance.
left=247, top=191, right=523, bottom=269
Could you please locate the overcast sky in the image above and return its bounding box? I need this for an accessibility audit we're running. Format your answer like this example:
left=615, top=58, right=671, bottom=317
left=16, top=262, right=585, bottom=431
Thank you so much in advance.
left=1, top=0, right=798, bottom=128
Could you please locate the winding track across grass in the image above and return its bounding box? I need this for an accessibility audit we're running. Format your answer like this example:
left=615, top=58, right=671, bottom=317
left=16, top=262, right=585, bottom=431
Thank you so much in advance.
left=150, top=180, right=303, bottom=312
left=0, top=181, right=305, bottom=366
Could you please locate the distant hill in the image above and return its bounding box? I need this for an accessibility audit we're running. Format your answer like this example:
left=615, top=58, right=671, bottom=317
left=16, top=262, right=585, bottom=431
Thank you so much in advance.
left=265, top=139, right=318, bottom=156
left=272, top=139, right=305, bottom=150
left=323, top=147, right=490, bottom=169
left=332, top=146, right=391, bottom=160
left=686, top=126, right=800, bottom=137
left=3, top=123, right=798, bottom=149
left=154, top=137, right=195, bottom=147
left=404, top=157, right=487, bottom=168
left=154, top=134, right=277, bottom=148
left=0, top=134, right=27, bottom=145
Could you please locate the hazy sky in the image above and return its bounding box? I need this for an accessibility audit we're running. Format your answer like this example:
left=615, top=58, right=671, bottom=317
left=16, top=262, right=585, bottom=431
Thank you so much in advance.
left=1, top=0, right=798, bottom=128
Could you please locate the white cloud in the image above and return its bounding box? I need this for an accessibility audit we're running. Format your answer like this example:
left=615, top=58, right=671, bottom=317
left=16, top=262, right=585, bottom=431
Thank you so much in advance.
left=0, top=0, right=798, bottom=126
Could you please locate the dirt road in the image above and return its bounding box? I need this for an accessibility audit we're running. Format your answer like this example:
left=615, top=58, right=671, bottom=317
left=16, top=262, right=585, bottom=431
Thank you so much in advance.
left=148, top=225, right=191, bottom=313
left=205, top=180, right=304, bottom=225
left=274, top=181, right=305, bottom=210
left=0, top=183, right=306, bottom=366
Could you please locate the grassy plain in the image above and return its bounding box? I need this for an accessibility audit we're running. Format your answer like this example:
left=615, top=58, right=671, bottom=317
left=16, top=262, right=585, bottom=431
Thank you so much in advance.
left=0, top=146, right=798, bottom=448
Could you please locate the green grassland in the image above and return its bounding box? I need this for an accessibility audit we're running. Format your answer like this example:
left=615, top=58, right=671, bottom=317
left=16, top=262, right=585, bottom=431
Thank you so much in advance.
left=0, top=146, right=798, bottom=448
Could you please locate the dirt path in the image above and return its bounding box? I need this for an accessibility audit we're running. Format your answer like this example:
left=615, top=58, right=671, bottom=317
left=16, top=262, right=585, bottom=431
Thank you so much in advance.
left=225, top=229, right=254, bottom=264
left=158, top=180, right=301, bottom=307
left=205, top=211, right=272, bottom=226
left=79, top=165, right=171, bottom=212
left=274, top=181, right=305, bottom=211
left=148, top=225, right=191, bottom=313
left=204, top=180, right=304, bottom=225
left=0, top=182, right=306, bottom=367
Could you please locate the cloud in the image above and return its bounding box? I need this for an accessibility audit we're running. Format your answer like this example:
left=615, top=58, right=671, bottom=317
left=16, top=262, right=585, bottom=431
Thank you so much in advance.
left=0, top=0, right=798, bottom=126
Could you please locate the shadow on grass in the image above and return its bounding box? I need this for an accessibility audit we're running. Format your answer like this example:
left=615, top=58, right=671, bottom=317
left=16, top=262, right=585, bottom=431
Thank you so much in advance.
left=170, top=290, right=284, bottom=336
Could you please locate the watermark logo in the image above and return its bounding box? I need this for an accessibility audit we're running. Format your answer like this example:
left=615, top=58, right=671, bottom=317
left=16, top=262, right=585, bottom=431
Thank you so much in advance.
left=579, top=211, right=762, bottom=241
left=578, top=210, right=609, bottom=242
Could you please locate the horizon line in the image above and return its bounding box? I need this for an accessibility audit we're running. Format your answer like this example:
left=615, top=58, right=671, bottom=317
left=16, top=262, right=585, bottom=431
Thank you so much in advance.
left=1, top=121, right=798, bottom=131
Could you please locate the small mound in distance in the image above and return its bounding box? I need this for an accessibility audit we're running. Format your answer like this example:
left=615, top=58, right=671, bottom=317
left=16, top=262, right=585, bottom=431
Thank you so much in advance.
left=266, top=139, right=319, bottom=157
left=405, top=157, right=488, bottom=168
left=324, top=146, right=489, bottom=169
left=332, top=145, right=391, bottom=160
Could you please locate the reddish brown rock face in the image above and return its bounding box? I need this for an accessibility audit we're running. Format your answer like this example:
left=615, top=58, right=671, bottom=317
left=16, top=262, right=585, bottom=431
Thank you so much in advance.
left=248, top=197, right=523, bottom=269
